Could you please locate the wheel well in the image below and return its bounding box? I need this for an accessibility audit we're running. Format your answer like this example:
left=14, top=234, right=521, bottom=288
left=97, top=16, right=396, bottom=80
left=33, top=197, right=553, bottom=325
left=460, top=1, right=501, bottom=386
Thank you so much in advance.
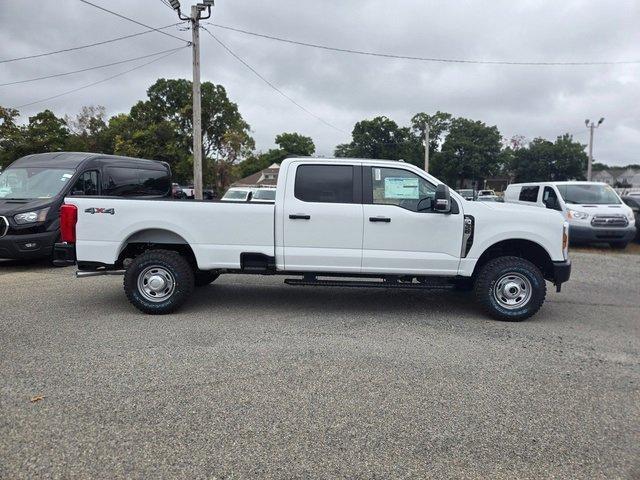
left=472, top=239, right=554, bottom=280
left=117, top=229, right=197, bottom=269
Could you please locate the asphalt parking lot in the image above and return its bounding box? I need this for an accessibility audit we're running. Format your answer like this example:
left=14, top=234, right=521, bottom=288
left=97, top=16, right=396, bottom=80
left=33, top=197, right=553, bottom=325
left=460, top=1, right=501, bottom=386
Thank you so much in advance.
left=1, top=250, right=639, bottom=479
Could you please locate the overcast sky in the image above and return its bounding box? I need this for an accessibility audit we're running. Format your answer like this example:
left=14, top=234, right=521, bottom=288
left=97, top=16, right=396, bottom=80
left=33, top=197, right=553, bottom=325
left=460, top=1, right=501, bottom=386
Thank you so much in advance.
left=1, top=0, right=638, bottom=166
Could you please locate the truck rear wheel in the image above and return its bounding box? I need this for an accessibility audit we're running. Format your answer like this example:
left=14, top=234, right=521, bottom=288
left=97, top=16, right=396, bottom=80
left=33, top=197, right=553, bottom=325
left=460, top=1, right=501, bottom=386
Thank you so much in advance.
left=124, top=249, right=194, bottom=314
left=474, top=256, right=546, bottom=321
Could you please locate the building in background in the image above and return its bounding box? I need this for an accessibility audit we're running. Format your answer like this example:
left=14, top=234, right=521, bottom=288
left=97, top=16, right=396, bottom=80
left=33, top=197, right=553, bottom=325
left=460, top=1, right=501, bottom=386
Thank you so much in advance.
left=232, top=163, right=280, bottom=188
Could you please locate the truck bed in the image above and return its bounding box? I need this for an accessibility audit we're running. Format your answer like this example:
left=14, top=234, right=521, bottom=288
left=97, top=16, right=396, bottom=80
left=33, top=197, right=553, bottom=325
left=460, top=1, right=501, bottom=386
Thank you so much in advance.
left=65, top=197, right=275, bottom=269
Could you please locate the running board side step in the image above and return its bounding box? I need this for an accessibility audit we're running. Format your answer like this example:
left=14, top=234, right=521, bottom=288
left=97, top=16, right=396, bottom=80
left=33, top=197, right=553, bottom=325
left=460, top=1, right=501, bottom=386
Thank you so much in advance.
left=76, top=270, right=125, bottom=278
left=284, top=278, right=454, bottom=290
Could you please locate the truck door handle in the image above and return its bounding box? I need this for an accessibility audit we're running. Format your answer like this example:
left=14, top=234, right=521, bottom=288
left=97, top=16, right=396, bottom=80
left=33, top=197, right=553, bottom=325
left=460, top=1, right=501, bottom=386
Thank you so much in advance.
left=369, top=216, right=391, bottom=223
left=289, top=214, right=311, bottom=220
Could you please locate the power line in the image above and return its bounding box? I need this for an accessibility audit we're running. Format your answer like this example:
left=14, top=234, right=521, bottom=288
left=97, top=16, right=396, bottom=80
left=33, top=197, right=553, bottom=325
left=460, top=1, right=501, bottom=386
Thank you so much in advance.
left=0, top=22, right=186, bottom=64
left=207, top=23, right=640, bottom=66
left=0, top=47, right=187, bottom=86
left=78, top=0, right=190, bottom=45
left=201, top=27, right=347, bottom=134
left=13, top=46, right=187, bottom=109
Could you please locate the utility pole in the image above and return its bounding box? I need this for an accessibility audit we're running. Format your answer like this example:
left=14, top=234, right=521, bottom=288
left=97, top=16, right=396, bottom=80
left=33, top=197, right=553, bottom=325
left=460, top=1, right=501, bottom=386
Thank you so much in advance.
left=191, top=5, right=203, bottom=199
left=169, top=0, right=213, bottom=200
left=423, top=122, right=430, bottom=173
left=585, top=117, right=604, bottom=181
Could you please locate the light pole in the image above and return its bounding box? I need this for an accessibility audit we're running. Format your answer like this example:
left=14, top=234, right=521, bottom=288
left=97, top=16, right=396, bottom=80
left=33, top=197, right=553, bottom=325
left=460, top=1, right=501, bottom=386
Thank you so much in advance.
left=585, top=117, right=604, bottom=182
left=169, top=0, right=213, bottom=200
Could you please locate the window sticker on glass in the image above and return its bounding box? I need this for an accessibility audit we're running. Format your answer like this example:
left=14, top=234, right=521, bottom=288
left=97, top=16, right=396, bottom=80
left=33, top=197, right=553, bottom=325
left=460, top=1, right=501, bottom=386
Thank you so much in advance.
left=384, top=177, right=419, bottom=199
left=374, top=168, right=382, bottom=181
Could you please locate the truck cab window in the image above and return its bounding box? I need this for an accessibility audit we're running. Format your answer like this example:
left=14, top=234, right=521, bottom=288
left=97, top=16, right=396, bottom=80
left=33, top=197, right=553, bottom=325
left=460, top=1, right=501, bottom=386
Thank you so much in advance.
left=371, top=167, right=436, bottom=212
left=295, top=165, right=354, bottom=203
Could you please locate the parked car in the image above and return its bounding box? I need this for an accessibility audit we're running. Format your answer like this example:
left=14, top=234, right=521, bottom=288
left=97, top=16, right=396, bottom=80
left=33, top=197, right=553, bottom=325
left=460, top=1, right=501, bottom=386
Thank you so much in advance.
left=221, top=187, right=253, bottom=202
left=55, top=157, right=571, bottom=322
left=251, top=188, right=276, bottom=203
left=477, top=189, right=496, bottom=198
left=456, top=189, right=475, bottom=201
left=0, top=152, right=171, bottom=262
left=476, top=195, right=501, bottom=202
left=622, top=196, right=640, bottom=240
left=171, top=183, right=187, bottom=199
left=504, top=181, right=636, bottom=249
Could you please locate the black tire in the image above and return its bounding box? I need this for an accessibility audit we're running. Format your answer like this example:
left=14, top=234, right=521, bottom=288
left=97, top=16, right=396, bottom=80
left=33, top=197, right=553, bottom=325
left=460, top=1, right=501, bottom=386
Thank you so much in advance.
left=609, top=241, right=628, bottom=250
left=123, top=249, right=195, bottom=314
left=194, top=270, right=220, bottom=287
left=473, top=256, right=546, bottom=322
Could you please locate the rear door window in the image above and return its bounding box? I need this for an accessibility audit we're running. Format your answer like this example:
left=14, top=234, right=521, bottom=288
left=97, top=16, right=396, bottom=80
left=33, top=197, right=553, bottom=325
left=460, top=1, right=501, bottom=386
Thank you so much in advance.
left=103, top=167, right=170, bottom=197
left=519, top=186, right=540, bottom=202
left=294, top=165, right=355, bottom=203
left=71, top=171, right=99, bottom=196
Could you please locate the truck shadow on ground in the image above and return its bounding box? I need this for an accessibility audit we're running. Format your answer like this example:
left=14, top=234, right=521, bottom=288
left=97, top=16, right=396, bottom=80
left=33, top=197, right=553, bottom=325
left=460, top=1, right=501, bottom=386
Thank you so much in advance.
left=183, top=281, right=484, bottom=322
left=0, top=258, right=53, bottom=273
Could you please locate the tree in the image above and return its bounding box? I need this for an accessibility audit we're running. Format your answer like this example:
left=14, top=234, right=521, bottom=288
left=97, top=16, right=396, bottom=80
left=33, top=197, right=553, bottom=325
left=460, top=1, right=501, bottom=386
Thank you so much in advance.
left=335, top=116, right=418, bottom=164
left=275, top=132, right=315, bottom=156
left=0, top=106, right=22, bottom=168
left=233, top=132, right=316, bottom=182
left=64, top=106, right=108, bottom=153
left=510, top=134, right=587, bottom=182
left=1, top=107, right=69, bottom=168
left=410, top=111, right=453, bottom=158
left=432, top=118, right=502, bottom=187
left=102, top=78, right=254, bottom=187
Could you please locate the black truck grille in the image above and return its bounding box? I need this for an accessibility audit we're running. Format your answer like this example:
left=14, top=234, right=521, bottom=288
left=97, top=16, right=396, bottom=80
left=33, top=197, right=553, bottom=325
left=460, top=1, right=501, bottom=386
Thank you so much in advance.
left=590, top=215, right=628, bottom=228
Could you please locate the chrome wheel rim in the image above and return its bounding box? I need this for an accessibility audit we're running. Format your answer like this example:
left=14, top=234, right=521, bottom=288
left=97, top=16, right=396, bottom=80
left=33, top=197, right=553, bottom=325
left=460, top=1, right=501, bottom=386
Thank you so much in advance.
left=137, top=266, right=175, bottom=302
left=493, top=273, right=532, bottom=310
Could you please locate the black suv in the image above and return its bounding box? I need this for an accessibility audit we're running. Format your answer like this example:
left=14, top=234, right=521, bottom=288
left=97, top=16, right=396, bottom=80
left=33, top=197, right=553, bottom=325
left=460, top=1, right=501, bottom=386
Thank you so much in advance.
left=0, top=152, right=171, bottom=261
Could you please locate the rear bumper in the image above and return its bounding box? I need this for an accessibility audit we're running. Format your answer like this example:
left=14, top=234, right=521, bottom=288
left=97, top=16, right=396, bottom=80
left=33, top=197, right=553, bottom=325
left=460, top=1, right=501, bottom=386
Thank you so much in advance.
left=0, top=230, right=58, bottom=260
left=569, top=224, right=636, bottom=243
left=53, top=242, right=76, bottom=267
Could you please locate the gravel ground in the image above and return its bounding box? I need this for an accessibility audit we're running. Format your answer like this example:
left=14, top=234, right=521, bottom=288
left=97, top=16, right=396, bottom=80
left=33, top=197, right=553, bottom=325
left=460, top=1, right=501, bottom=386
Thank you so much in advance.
left=1, top=251, right=639, bottom=479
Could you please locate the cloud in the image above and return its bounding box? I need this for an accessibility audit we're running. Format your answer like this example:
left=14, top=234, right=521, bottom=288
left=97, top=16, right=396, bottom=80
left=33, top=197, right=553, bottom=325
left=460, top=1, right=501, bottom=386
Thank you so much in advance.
left=0, top=0, right=638, bottom=165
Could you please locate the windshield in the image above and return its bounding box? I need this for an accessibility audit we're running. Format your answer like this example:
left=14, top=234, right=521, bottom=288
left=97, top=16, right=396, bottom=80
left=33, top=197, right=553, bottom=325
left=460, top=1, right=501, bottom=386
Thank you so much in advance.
left=223, top=189, right=249, bottom=200
left=253, top=189, right=276, bottom=200
left=0, top=167, right=75, bottom=200
left=557, top=184, right=621, bottom=205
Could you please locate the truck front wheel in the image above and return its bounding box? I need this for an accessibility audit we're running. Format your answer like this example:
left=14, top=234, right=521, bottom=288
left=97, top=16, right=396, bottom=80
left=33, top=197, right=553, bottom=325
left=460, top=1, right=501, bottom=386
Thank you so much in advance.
left=124, top=249, right=195, bottom=314
left=473, top=256, right=546, bottom=321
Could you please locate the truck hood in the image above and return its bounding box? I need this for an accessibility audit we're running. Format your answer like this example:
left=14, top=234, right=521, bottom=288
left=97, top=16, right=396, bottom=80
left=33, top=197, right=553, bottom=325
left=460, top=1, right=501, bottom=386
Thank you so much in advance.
left=562, top=203, right=632, bottom=215
left=0, top=198, right=55, bottom=216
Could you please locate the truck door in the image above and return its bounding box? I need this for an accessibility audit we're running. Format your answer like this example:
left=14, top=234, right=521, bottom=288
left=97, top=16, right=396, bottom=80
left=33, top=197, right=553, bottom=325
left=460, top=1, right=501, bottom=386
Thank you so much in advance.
left=361, top=166, right=464, bottom=275
left=282, top=163, right=363, bottom=272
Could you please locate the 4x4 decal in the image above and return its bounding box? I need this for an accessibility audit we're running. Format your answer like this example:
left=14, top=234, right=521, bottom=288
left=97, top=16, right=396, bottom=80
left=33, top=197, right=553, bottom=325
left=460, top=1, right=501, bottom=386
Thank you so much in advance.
left=84, top=208, right=115, bottom=215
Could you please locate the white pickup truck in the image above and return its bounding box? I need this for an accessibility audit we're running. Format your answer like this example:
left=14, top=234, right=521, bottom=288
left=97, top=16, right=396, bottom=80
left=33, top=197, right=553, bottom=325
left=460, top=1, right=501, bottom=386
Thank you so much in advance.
left=54, top=158, right=571, bottom=321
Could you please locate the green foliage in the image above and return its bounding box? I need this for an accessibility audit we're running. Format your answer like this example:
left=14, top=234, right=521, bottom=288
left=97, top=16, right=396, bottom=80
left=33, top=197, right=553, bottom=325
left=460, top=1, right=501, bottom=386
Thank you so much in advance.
left=431, top=118, right=502, bottom=187
left=275, top=132, right=315, bottom=156
left=510, top=134, right=587, bottom=182
left=334, top=116, right=421, bottom=166
left=234, top=132, right=316, bottom=181
left=0, top=108, right=70, bottom=167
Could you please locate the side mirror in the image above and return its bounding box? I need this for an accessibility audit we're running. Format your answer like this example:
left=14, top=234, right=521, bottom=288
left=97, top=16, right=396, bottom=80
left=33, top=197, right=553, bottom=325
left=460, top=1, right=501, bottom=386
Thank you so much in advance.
left=434, top=184, right=451, bottom=213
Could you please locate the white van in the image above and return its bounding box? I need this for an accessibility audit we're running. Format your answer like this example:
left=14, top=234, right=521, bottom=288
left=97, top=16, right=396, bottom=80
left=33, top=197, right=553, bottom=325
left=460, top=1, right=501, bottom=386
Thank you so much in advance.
left=504, top=181, right=636, bottom=248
